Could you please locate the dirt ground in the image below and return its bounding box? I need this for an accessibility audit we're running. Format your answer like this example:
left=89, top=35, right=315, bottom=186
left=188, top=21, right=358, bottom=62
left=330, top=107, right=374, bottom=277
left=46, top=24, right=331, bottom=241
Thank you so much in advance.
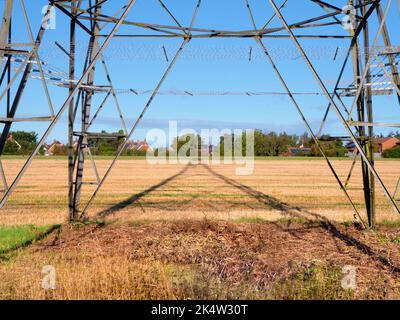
left=0, top=158, right=399, bottom=225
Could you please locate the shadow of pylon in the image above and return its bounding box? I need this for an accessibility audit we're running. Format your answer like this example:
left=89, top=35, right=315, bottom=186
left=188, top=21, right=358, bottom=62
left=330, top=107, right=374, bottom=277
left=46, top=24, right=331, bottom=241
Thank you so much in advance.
left=95, top=163, right=193, bottom=218
left=202, top=163, right=400, bottom=273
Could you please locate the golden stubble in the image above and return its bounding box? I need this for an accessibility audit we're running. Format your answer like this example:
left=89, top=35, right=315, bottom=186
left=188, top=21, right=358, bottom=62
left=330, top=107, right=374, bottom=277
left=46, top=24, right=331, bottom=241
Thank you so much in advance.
left=0, top=158, right=399, bottom=225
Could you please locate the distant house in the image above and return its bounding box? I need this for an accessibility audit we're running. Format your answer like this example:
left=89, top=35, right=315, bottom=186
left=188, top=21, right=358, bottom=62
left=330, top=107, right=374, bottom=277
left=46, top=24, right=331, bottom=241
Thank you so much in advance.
left=345, top=141, right=357, bottom=156
left=375, top=137, right=399, bottom=154
left=44, top=140, right=65, bottom=156
left=125, top=140, right=153, bottom=153
left=137, top=141, right=153, bottom=153
left=346, top=137, right=400, bottom=157
left=283, top=145, right=312, bottom=157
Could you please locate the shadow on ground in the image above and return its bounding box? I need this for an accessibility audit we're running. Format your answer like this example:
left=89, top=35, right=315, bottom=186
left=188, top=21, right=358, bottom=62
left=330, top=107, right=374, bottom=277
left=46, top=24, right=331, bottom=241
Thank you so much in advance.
left=94, top=163, right=400, bottom=273
left=97, top=163, right=192, bottom=218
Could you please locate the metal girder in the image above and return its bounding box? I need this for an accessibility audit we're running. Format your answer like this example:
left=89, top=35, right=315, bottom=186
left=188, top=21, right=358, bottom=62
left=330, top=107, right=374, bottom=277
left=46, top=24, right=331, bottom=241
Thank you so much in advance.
left=269, top=0, right=400, bottom=229
left=68, top=0, right=77, bottom=220
left=80, top=0, right=203, bottom=218
left=0, top=3, right=51, bottom=154
left=376, top=2, right=400, bottom=105
left=0, top=0, right=138, bottom=209
left=70, top=0, right=373, bottom=39
left=72, top=0, right=103, bottom=218
left=245, top=0, right=366, bottom=226
left=0, top=0, right=13, bottom=72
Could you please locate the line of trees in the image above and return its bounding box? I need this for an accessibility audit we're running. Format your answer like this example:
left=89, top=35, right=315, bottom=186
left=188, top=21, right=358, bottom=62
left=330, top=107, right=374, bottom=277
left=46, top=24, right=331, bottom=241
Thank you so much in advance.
left=0, top=130, right=351, bottom=157
left=3, top=131, right=37, bottom=155
left=219, top=131, right=297, bottom=157
left=2, top=130, right=400, bottom=158
left=220, top=130, right=349, bottom=157
left=161, top=130, right=348, bottom=158
left=88, top=130, right=125, bottom=156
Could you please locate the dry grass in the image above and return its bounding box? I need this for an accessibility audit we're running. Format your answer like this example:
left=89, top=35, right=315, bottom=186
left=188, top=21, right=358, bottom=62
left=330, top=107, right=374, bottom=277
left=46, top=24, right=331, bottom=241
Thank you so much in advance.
left=0, top=158, right=399, bottom=226
left=0, top=253, right=264, bottom=300
left=1, top=220, right=400, bottom=300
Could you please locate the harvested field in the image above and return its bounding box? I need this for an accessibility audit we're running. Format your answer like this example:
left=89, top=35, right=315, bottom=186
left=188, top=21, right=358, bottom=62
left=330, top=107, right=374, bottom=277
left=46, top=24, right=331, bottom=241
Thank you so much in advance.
left=0, top=158, right=399, bottom=225
left=1, top=158, right=400, bottom=300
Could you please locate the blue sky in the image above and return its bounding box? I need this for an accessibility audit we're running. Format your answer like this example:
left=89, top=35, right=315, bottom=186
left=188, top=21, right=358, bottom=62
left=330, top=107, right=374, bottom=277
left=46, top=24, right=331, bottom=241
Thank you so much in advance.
left=3, top=0, right=400, bottom=146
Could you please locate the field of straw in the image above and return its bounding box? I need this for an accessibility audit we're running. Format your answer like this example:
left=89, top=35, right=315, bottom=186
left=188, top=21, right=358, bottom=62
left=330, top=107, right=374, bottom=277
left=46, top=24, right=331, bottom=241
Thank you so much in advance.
left=0, top=158, right=400, bottom=299
left=0, top=158, right=399, bottom=225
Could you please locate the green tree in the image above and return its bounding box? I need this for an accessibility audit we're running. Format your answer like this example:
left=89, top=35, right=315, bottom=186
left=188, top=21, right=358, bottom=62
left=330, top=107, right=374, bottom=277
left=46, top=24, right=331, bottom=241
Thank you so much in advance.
left=219, top=130, right=299, bottom=157
left=89, top=130, right=125, bottom=156
left=219, top=133, right=233, bottom=157
left=12, top=131, right=38, bottom=144
left=3, top=131, right=38, bottom=155
left=254, top=131, right=298, bottom=156
left=51, top=144, right=68, bottom=156
left=3, top=140, right=20, bottom=155
left=383, top=147, right=400, bottom=158
left=311, top=136, right=347, bottom=157
left=172, top=134, right=203, bottom=158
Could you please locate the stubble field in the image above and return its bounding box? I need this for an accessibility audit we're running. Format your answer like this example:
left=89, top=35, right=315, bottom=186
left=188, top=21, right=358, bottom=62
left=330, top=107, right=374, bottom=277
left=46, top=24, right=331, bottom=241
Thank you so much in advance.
left=1, top=158, right=400, bottom=299
left=0, top=158, right=399, bottom=225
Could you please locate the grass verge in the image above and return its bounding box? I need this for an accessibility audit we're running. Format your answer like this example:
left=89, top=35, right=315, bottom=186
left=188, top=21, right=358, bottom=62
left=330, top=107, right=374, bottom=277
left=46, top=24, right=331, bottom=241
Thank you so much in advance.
left=0, top=224, right=60, bottom=255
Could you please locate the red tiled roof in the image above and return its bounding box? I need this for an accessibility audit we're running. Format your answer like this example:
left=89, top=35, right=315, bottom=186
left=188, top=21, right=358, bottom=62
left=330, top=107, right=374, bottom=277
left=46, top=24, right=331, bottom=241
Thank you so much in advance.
left=375, top=137, right=399, bottom=145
